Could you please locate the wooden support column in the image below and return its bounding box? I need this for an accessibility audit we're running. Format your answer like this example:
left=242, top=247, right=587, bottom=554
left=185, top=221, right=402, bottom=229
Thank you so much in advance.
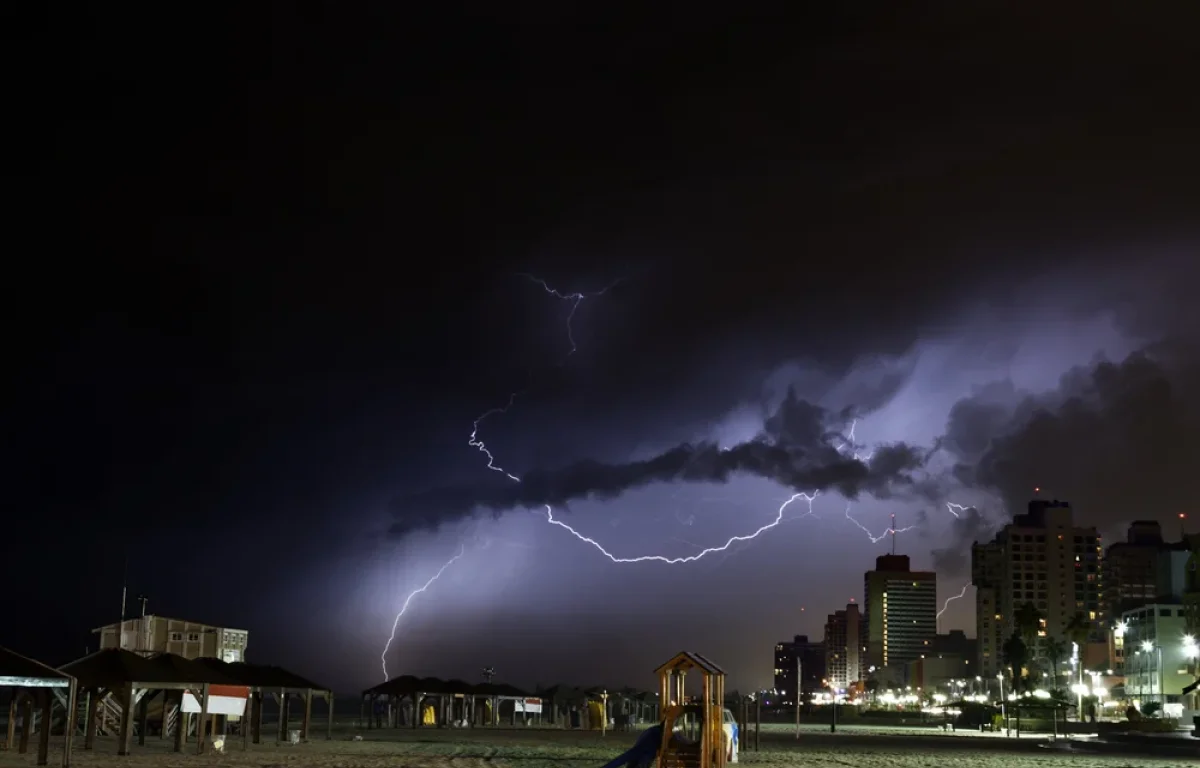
left=326, top=692, right=333, bottom=741
left=277, top=689, right=289, bottom=744
left=242, top=691, right=252, bottom=751
left=172, top=693, right=185, bottom=753
left=117, top=685, right=135, bottom=756
left=36, top=690, right=52, bottom=767
left=62, top=678, right=78, bottom=768
left=301, top=689, right=312, bottom=742
left=18, top=696, right=32, bottom=754
left=194, top=684, right=210, bottom=755
left=5, top=695, right=16, bottom=750
left=137, top=690, right=149, bottom=746
left=253, top=692, right=264, bottom=744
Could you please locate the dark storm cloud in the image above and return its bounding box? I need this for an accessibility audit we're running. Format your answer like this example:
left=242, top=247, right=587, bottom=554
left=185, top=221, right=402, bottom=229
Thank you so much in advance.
left=941, top=349, right=1200, bottom=555
left=927, top=505, right=991, bottom=575
left=389, top=387, right=928, bottom=537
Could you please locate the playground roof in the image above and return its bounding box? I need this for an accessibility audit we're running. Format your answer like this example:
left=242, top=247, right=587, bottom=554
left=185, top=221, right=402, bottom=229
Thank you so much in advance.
left=654, top=651, right=725, bottom=677
left=0, top=646, right=73, bottom=688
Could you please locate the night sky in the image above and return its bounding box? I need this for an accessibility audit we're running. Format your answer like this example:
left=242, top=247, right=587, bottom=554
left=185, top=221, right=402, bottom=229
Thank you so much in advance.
left=7, top=4, right=1200, bottom=694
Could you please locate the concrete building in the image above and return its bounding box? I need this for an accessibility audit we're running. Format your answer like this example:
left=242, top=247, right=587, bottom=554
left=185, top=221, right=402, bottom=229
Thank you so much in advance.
left=971, top=499, right=1103, bottom=677
left=824, top=603, right=862, bottom=691
left=93, top=614, right=249, bottom=662
left=863, top=554, right=936, bottom=673
left=1104, top=521, right=1191, bottom=618
left=1180, top=534, right=1200, bottom=716
left=772, top=635, right=825, bottom=705
left=1118, top=602, right=1196, bottom=718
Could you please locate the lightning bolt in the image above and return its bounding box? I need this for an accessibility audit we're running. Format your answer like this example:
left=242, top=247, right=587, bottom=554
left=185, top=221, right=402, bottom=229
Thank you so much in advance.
left=380, top=545, right=466, bottom=681
left=468, top=275, right=620, bottom=481
left=945, top=502, right=970, bottom=518
left=843, top=504, right=916, bottom=544
left=937, top=582, right=971, bottom=621
left=540, top=492, right=818, bottom=564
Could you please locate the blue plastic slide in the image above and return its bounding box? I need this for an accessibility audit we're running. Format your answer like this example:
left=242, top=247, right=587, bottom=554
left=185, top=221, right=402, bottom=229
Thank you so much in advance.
left=598, top=723, right=664, bottom=768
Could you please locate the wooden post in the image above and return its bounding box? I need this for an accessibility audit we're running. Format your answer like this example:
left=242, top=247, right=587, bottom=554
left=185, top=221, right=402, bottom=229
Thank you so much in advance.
left=62, top=678, right=78, bottom=768
left=137, top=690, right=149, bottom=746
left=301, top=689, right=312, bottom=742
left=36, top=690, right=52, bottom=767
left=243, top=692, right=251, bottom=751
left=278, top=689, right=289, bottom=744
left=6, top=695, right=16, bottom=750
left=117, top=685, right=135, bottom=756
left=17, top=696, right=32, bottom=754
left=326, top=692, right=334, bottom=741
left=195, top=684, right=210, bottom=755
left=173, top=693, right=185, bottom=753
left=754, top=697, right=760, bottom=752
left=253, top=692, right=264, bottom=744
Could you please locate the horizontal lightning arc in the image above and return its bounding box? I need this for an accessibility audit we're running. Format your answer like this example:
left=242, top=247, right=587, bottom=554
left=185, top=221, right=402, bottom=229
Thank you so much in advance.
left=540, top=492, right=818, bottom=564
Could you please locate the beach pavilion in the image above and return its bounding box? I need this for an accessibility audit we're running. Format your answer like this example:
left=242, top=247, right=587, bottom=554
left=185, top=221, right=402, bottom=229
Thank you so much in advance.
left=1, top=646, right=77, bottom=766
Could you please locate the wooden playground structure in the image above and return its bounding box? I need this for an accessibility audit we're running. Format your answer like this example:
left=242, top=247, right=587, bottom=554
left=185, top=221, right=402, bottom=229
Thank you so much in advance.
left=654, top=652, right=726, bottom=768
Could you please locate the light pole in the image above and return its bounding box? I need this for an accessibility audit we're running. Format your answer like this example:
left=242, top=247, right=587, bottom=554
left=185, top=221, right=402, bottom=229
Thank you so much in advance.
left=996, top=672, right=1007, bottom=736
left=1183, top=635, right=1199, bottom=712
left=1140, top=641, right=1163, bottom=709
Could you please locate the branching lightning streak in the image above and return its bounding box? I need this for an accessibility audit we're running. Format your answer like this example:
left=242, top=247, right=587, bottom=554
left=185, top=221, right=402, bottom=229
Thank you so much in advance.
left=945, top=502, right=970, bottom=518
left=540, top=492, right=817, bottom=564
left=937, top=583, right=971, bottom=621
left=843, top=504, right=916, bottom=544
left=381, top=545, right=466, bottom=681
left=468, top=275, right=620, bottom=481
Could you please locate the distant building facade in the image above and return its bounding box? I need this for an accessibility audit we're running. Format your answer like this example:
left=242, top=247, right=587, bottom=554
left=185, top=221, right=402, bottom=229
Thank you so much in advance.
left=863, top=554, right=937, bottom=673
left=971, top=499, right=1102, bottom=677
left=1119, top=602, right=1195, bottom=718
left=94, top=615, right=249, bottom=662
left=772, top=635, right=825, bottom=705
left=823, top=603, right=862, bottom=690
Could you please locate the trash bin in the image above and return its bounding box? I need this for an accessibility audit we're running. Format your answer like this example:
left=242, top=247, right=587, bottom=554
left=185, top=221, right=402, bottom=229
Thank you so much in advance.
left=289, top=730, right=301, bottom=745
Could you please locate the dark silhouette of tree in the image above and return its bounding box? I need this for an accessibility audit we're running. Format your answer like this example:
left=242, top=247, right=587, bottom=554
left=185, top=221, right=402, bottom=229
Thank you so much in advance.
left=1014, top=601, right=1043, bottom=644
left=1002, top=631, right=1029, bottom=692
left=1042, top=636, right=1067, bottom=689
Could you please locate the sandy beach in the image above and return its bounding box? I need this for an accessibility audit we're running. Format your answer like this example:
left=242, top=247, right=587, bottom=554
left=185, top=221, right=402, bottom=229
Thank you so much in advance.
left=2, top=724, right=1197, bottom=768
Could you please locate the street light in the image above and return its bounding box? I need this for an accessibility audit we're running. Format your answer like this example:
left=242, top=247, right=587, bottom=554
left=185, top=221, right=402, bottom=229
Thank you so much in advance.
left=1139, top=640, right=1164, bottom=709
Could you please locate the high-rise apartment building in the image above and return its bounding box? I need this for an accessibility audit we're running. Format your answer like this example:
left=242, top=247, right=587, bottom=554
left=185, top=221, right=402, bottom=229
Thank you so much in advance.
left=772, top=635, right=825, bottom=705
left=823, top=603, right=862, bottom=690
left=971, top=499, right=1102, bottom=677
left=863, top=554, right=937, bottom=672
left=1105, top=521, right=1167, bottom=615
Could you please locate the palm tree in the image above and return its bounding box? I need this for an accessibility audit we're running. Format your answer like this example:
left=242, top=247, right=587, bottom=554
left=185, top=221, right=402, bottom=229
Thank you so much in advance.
left=1042, top=636, right=1067, bottom=690
left=1002, top=631, right=1029, bottom=692
left=1014, top=601, right=1043, bottom=645
left=1064, top=613, right=1090, bottom=648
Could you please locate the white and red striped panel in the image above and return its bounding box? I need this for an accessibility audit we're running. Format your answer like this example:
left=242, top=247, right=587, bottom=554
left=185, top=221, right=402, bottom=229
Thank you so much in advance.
left=182, top=685, right=250, bottom=716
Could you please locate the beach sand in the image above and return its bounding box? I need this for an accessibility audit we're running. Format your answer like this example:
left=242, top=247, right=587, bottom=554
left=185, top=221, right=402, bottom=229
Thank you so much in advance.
left=0, top=724, right=1194, bottom=768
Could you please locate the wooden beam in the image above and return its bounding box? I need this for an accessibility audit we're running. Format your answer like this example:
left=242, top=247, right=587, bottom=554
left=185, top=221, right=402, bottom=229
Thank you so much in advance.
left=5, top=694, right=16, bottom=750
left=36, top=690, right=52, bottom=767
left=117, top=685, right=134, bottom=756
left=301, top=689, right=312, bottom=742
left=19, top=696, right=33, bottom=754
left=170, top=692, right=184, bottom=753
left=326, top=692, right=333, bottom=741
left=60, top=678, right=78, bottom=768
left=194, top=684, right=210, bottom=755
